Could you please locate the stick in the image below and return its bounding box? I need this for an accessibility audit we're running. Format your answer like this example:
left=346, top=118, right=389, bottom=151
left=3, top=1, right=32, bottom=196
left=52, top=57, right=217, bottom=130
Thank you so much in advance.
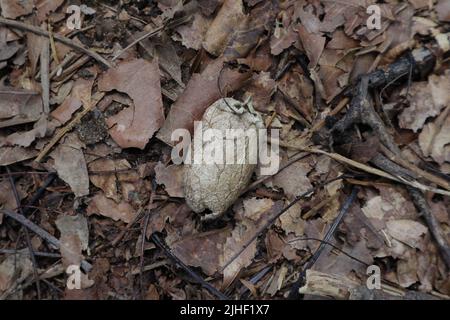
left=0, top=17, right=112, bottom=68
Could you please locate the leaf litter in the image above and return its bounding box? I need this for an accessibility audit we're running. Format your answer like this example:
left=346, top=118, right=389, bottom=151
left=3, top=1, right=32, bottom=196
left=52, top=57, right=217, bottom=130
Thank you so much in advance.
left=0, top=0, right=449, bottom=300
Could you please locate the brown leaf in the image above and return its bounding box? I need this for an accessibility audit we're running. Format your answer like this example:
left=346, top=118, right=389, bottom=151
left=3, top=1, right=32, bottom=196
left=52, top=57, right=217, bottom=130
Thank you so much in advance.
left=170, top=228, right=231, bottom=276
left=157, top=56, right=250, bottom=145
left=175, top=12, right=211, bottom=50
left=34, top=0, right=64, bottom=22
left=297, top=25, right=326, bottom=68
left=203, top=0, right=247, bottom=56
left=98, top=58, right=164, bottom=149
left=154, top=162, right=184, bottom=198
left=419, top=114, right=450, bottom=164
left=0, top=0, right=33, bottom=19
left=0, top=250, right=33, bottom=296
left=0, top=146, right=37, bottom=165
left=245, top=72, right=276, bottom=113
left=51, top=76, right=96, bottom=125
left=0, top=87, right=43, bottom=128
left=2, top=115, right=49, bottom=147
left=436, top=0, right=450, bottom=22
left=399, top=74, right=450, bottom=132
left=386, top=219, right=428, bottom=249
left=55, top=214, right=89, bottom=268
left=87, top=193, right=136, bottom=223
left=51, top=133, right=89, bottom=197
left=270, top=160, right=312, bottom=200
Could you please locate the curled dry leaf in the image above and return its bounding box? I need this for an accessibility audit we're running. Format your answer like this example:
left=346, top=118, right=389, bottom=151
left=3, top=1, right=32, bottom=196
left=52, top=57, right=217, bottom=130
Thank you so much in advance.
left=157, top=57, right=251, bottom=146
left=87, top=192, right=136, bottom=223
left=297, top=25, right=326, bottom=68
left=98, top=58, right=164, bottom=149
left=203, top=0, right=247, bottom=56
left=0, top=146, right=37, bottom=166
left=154, top=161, right=184, bottom=198
left=419, top=114, right=450, bottom=164
left=51, top=133, right=89, bottom=197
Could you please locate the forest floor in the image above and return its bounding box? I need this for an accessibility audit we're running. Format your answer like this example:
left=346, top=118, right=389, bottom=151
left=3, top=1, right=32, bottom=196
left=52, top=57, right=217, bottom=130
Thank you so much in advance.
left=0, top=0, right=449, bottom=300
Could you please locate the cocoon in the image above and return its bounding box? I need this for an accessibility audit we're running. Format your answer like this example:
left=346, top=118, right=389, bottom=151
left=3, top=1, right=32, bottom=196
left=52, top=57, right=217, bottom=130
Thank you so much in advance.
left=183, top=98, right=264, bottom=220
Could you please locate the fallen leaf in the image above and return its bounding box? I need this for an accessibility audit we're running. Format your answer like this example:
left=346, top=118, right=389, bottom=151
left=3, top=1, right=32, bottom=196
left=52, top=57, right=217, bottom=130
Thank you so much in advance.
left=98, top=58, right=164, bottom=149
left=157, top=56, right=250, bottom=145
left=0, top=0, right=33, bottom=19
left=0, top=250, right=33, bottom=296
left=297, top=25, right=326, bottom=68
left=270, top=160, right=312, bottom=200
left=0, top=87, right=43, bottom=128
left=386, top=219, right=428, bottom=248
left=419, top=114, right=450, bottom=164
left=51, top=133, right=89, bottom=197
left=154, top=162, right=184, bottom=198
left=51, top=75, right=96, bottom=125
left=56, top=214, right=89, bottom=268
left=399, top=74, right=450, bottom=132
left=34, top=0, right=64, bottom=22
left=203, top=0, right=247, bottom=56
left=175, top=12, right=211, bottom=50
left=436, top=0, right=450, bottom=22
left=0, top=146, right=37, bottom=165
left=87, top=193, right=136, bottom=223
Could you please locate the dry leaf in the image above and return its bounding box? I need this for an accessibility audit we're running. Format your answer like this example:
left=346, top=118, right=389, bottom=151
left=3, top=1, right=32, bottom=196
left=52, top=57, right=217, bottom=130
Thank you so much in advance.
left=0, top=87, right=43, bottom=128
left=157, top=56, right=250, bottom=146
left=399, top=74, right=450, bottom=132
left=51, top=76, right=96, bottom=125
left=270, top=160, right=312, bottom=200
left=87, top=193, right=136, bottom=223
left=175, top=13, right=211, bottom=50
left=51, top=133, right=89, bottom=197
left=154, top=162, right=184, bottom=198
left=297, top=25, right=326, bottom=68
left=386, top=219, right=428, bottom=248
left=98, top=58, right=164, bottom=149
left=203, top=0, right=247, bottom=56
left=56, top=214, right=89, bottom=268
left=0, top=250, right=33, bottom=296
left=34, top=0, right=64, bottom=22
left=0, top=0, right=33, bottom=19
left=0, top=146, right=37, bottom=165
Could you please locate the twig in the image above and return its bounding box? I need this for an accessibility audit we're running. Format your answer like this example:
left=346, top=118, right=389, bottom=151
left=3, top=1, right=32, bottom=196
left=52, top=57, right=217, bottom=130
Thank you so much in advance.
left=139, top=211, right=151, bottom=299
left=0, top=17, right=112, bottom=68
left=288, top=187, right=358, bottom=299
left=40, top=34, right=50, bottom=114
left=151, top=233, right=229, bottom=300
left=6, top=167, right=41, bottom=299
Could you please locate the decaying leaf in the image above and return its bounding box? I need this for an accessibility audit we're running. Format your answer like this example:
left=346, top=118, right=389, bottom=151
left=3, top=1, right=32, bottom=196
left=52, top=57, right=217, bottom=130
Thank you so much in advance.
left=203, top=0, right=247, bottom=56
left=154, top=162, right=184, bottom=198
left=270, top=160, right=312, bottom=200
left=0, top=250, right=33, bottom=296
left=98, top=58, right=164, bottom=149
left=0, top=87, right=43, bottom=128
left=56, top=214, right=89, bottom=268
left=0, top=0, right=33, bottom=19
left=175, top=12, right=211, bottom=50
left=51, top=133, right=89, bottom=197
left=157, top=57, right=251, bottom=146
left=386, top=219, right=428, bottom=249
left=87, top=192, right=136, bottom=223
left=34, top=0, right=65, bottom=22
left=399, top=74, right=450, bottom=132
